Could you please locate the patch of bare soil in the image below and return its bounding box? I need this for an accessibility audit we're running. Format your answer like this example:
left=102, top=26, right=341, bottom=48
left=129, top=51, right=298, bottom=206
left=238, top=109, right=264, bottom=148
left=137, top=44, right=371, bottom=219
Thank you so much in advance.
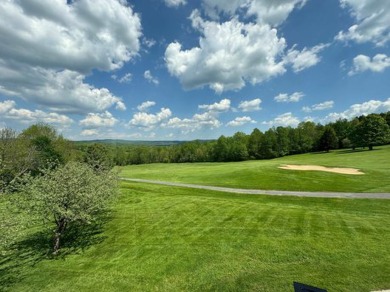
left=279, top=164, right=364, bottom=175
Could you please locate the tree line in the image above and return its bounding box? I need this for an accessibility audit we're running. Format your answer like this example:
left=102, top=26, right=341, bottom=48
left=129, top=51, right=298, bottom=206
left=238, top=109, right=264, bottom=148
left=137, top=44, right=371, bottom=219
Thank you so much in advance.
left=2, top=112, right=390, bottom=179
left=98, top=111, right=390, bottom=165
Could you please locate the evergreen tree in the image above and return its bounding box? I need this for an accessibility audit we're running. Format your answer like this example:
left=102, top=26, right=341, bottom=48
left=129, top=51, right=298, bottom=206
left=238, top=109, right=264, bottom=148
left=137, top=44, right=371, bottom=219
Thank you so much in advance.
left=319, top=127, right=338, bottom=152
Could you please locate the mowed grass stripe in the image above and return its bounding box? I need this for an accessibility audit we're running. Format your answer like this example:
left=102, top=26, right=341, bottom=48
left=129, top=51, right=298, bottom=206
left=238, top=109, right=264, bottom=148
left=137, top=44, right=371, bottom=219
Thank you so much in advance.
left=2, top=182, right=389, bottom=291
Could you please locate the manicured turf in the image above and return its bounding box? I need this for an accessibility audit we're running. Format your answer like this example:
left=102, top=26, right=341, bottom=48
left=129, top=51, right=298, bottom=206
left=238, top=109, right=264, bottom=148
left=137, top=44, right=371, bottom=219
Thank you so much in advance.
left=1, top=182, right=390, bottom=291
left=119, top=146, right=390, bottom=193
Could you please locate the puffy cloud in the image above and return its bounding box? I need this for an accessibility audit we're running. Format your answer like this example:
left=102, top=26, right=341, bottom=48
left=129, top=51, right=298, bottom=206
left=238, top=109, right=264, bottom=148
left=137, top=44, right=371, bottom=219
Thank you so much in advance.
left=193, top=112, right=222, bottom=128
left=227, top=116, right=256, bottom=127
left=0, top=69, right=126, bottom=114
left=129, top=108, right=172, bottom=130
left=302, top=101, right=334, bottom=112
left=144, top=70, right=159, bottom=85
left=79, top=111, right=118, bottom=128
left=163, top=112, right=222, bottom=133
left=336, top=0, right=390, bottom=46
left=164, top=0, right=187, bottom=7
left=262, top=112, right=300, bottom=127
left=274, top=92, right=304, bottom=103
left=0, top=0, right=141, bottom=72
left=0, top=100, right=16, bottom=114
left=0, top=100, right=73, bottom=125
left=118, top=73, right=133, bottom=84
left=285, top=44, right=328, bottom=72
left=202, top=0, right=307, bottom=26
left=165, top=9, right=326, bottom=93
left=199, top=99, right=231, bottom=112
left=325, top=98, right=390, bottom=122
left=81, top=129, right=99, bottom=137
left=238, top=98, right=262, bottom=112
left=164, top=0, right=186, bottom=8
left=165, top=11, right=287, bottom=93
left=111, top=73, right=132, bottom=83
left=349, top=54, right=390, bottom=75
left=137, top=101, right=156, bottom=112
left=0, top=0, right=141, bottom=112
left=163, top=99, right=228, bottom=133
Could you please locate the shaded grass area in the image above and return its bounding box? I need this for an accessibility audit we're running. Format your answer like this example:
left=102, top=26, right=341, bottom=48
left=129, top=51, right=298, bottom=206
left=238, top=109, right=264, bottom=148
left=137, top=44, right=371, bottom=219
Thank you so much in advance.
left=119, top=145, right=390, bottom=193
left=1, top=182, right=390, bottom=291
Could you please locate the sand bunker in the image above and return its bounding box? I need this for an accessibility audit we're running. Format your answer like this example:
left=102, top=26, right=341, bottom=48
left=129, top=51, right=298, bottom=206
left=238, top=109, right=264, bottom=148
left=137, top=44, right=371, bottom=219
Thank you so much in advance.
left=279, top=164, right=364, bottom=175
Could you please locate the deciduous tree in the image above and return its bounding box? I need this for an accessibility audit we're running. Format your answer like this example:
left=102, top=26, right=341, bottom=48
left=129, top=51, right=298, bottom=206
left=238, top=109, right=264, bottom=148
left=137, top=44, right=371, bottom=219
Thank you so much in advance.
left=15, top=162, right=118, bottom=254
left=350, top=114, right=390, bottom=150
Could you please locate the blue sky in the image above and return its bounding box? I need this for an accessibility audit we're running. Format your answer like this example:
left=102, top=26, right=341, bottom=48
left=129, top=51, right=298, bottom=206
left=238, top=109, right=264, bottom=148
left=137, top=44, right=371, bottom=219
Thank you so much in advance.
left=0, top=0, right=389, bottom=140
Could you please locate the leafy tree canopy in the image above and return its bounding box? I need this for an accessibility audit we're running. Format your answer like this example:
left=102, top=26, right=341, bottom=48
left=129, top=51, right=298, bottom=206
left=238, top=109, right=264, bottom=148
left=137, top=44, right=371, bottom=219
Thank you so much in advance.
left=13, top=162, right=118, bottom=254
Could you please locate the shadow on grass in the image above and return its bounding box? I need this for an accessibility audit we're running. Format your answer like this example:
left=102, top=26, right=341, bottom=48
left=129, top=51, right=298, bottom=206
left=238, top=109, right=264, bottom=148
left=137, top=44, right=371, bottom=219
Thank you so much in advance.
left=335, top=148, right=381, bottom=154
left=308, top=148, right=381, bottom=155
left=0, top=210, right=113, bottom=290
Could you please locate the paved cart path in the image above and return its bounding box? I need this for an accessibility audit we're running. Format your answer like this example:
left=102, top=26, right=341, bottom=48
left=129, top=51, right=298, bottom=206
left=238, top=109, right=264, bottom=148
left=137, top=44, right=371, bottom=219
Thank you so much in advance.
left=120, top=178, right=390, bottom=199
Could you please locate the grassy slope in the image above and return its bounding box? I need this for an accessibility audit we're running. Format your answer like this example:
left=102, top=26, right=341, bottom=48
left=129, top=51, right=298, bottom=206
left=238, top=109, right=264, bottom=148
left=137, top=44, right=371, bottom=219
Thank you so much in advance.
left=1, top=182, right=390, bottom=291
left=119, top=146, right=390, bottom=193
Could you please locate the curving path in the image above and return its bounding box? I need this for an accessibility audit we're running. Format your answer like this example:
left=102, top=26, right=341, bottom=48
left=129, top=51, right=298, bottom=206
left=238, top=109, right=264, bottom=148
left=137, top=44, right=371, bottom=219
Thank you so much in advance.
left=120, top=178, right=390, bottom=199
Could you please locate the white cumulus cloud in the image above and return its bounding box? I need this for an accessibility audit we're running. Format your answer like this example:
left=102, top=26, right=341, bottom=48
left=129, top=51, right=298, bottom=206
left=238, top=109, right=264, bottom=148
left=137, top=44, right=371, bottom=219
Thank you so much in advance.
left=324, top=98, right=390, bottom=122
left=302, top=101, right=334, bottom=113
left=238, top=98, right=262, bottom=112
left=199, top=99, right=231, bottom=112
left=118, top=73, right=133, bottom=84
left=165, top=11, right=287, bottom=93
left=227, top=116, right=256, bottom=127
left=262, top=112, right=300, bottom=127
left=285, top=44, right=328, bottom=73
left=165, top=9, right=326, bottom=93
left=80, top=111, right=118, bottom=128
left=0, top=100, right=16, bottom=114
left=0, top=100, right=73, bottom=125
left=274, top=92, right=304, bottom=103
left=164, top=0, right=187, bottom=7
left=144, top=70, right=159, bottom=85
left=349, top=54, right=390, bottom=75
left=163, top=112, right=222, bottom=133
left=336, top=0, right=390, bottom=46
left=81, top=129, right=99, bottom=137
left=137, top=101, right=156, bottom=112
left=202, top=0, right=307, bottom=26
left=129, top=108, right=172, bottom=130
left=0, top=70, right=127, bottom=113
left=0, top=0, right=141, bottom=113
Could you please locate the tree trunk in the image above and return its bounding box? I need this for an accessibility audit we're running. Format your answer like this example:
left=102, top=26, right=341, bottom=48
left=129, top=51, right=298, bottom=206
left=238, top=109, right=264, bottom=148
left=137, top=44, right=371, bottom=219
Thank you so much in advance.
left=369, top=145, right=373, bottom=150
left=53, top=218, right=67, bottom=255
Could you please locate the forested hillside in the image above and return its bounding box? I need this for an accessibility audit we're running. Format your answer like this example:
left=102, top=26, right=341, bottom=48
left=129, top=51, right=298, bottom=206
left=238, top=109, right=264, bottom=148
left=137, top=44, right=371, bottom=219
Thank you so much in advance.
left=86, top=112, right=390, bottom=165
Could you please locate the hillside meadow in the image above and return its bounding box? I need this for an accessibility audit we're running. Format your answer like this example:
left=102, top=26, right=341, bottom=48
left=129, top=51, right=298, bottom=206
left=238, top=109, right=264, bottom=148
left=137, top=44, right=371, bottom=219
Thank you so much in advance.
left=1, top=147, right=389, bottom=291
left=119, top=145, right=390, bottom=193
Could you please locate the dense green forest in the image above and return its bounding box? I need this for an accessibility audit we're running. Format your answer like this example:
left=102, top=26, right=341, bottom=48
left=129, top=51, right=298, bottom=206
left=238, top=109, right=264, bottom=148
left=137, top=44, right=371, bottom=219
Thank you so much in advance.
left=1, top=112, right=390, bottom=191
left=83, top=112, right=390, bottom=165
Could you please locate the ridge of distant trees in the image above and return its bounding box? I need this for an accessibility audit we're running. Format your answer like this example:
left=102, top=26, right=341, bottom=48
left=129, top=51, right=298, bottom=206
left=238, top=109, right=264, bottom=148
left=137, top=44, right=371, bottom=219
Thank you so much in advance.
left=1, top=112, right=390, bottom=179
left=103, top=111, right=390, bottom=165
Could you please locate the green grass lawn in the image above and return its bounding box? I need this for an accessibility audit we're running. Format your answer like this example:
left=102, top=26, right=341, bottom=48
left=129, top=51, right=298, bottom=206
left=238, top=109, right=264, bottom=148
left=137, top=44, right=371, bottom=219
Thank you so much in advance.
left=1, top=182, right=390, bottom=291
left=119, top=146, right=390, bottom=193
